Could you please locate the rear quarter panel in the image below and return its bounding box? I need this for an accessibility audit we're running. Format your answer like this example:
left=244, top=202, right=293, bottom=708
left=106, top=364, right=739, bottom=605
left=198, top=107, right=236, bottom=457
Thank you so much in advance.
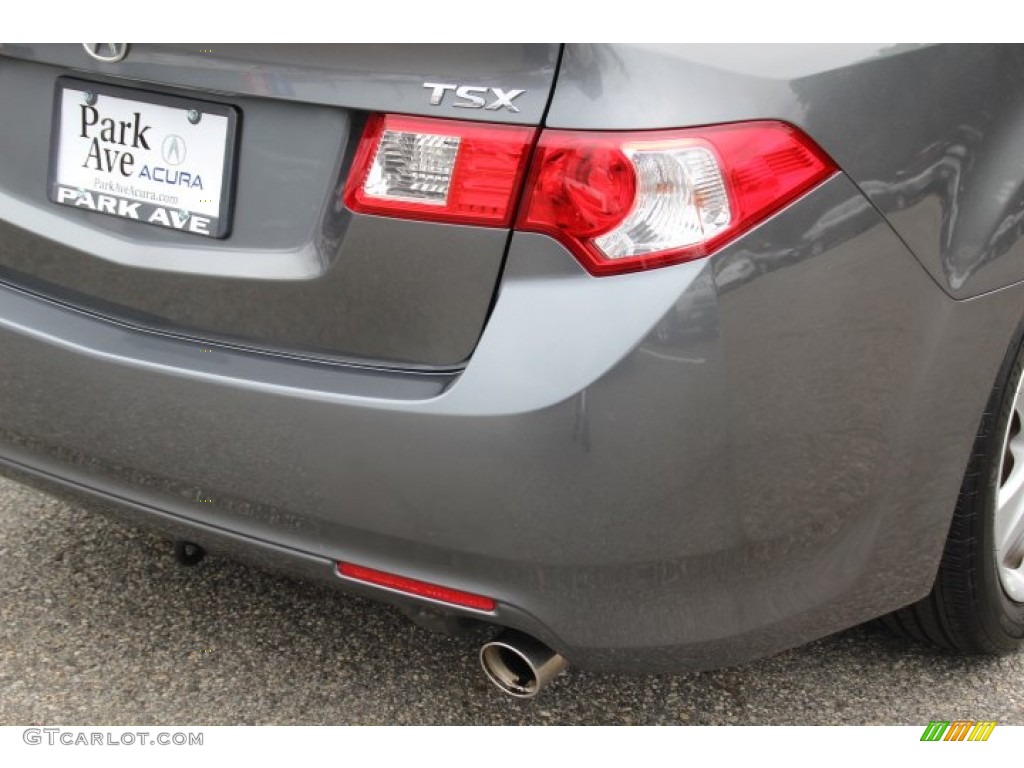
left=548, top=43, right=1024, bottom=299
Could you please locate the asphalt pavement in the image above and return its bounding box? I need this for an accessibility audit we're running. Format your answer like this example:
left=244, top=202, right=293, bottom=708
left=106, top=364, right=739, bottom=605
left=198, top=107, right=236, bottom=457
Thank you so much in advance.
left=1, top=475, right=1020, bottom=726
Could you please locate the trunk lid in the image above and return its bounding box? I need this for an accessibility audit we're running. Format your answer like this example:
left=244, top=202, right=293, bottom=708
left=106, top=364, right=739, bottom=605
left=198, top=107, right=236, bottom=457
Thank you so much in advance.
left=0, top=44, right=560, bottom=367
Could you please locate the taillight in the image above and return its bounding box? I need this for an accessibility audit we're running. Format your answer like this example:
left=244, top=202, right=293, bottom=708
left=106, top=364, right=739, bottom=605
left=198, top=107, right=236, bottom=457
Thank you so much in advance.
left=343, top=114, right=536, bottom=227
left=344, top=115, right=836, bottom=276
left=517, top=122, right=837, bottom=275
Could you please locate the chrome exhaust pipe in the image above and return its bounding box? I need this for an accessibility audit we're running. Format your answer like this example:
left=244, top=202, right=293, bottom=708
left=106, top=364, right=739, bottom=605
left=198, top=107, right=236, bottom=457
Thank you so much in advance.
left=479, top=630, right=567, bottom=698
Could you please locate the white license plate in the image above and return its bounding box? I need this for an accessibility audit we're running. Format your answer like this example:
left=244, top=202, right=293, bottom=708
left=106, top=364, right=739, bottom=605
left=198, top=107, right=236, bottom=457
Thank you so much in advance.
left=48, top=78, right=239, bottom=238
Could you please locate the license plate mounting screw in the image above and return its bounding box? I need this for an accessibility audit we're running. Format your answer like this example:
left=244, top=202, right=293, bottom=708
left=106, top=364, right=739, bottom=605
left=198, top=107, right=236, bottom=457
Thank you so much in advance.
left=83, top=92, right=97, bottom=106
left=187, top=109, right=201, bottom=125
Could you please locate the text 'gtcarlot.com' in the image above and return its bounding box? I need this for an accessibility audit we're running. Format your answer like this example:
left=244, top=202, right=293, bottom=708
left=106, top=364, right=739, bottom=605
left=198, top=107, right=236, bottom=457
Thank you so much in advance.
left=23, top=729, right=203, bottom=746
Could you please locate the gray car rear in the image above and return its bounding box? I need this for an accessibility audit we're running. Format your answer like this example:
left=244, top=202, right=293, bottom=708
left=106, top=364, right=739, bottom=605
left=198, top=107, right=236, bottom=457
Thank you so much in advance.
left=3, top=44, right=1024, bottom=677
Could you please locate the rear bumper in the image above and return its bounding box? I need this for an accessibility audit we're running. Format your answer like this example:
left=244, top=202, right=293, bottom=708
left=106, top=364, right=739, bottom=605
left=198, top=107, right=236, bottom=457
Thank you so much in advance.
left=2, top=174, right=1021, bottom=671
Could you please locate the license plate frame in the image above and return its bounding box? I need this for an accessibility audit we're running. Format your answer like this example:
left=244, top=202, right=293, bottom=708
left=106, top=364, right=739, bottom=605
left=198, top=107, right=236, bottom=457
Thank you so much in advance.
left=48, top=76, right=240, bottom=239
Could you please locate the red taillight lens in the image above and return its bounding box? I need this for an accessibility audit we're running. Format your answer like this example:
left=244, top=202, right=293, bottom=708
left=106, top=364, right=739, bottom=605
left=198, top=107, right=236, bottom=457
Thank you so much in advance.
left=343, top=114, right=536, bottom=227
left=518, top=122, right=837, bottom=276
left=344, top=115, right=836, bottom=276
left=523, top=141, right=637, bottom=238
left=337, top=562, right=496, bottom=612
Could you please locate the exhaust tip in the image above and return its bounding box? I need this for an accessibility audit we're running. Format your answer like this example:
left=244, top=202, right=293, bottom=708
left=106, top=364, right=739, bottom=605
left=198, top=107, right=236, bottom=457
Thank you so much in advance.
left=480, top=630, right=567, bottom=699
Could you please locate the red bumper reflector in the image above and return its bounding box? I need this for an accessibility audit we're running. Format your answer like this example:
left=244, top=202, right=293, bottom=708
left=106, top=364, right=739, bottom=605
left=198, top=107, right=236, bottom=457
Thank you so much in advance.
left=337, top=562, right=497, bottom=612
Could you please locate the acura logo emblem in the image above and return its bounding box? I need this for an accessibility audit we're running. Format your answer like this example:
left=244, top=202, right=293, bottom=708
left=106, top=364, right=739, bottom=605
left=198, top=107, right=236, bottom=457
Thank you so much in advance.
left=82, top=43, right=129, bottom=63
left=162, top=135, right=187, bottom=166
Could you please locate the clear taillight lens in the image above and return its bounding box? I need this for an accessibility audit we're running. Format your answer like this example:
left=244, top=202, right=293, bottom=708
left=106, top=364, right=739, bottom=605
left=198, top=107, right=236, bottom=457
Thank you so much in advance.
left=594, top=144, right=730, bottom=258
left=363, top=128, right=461, bottom=205
left=344, top=114, right=536, bottom=227
left=518, top=122, right=837, bottom=275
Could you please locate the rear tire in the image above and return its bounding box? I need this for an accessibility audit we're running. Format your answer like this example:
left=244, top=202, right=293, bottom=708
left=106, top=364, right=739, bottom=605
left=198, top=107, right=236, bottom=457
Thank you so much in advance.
left=884, top=332, right=1024, bottom=653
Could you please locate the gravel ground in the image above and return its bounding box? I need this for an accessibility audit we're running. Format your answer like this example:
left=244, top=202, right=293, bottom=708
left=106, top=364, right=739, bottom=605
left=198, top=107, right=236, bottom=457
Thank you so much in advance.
left=0, top=475, right=1020, bottom=726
